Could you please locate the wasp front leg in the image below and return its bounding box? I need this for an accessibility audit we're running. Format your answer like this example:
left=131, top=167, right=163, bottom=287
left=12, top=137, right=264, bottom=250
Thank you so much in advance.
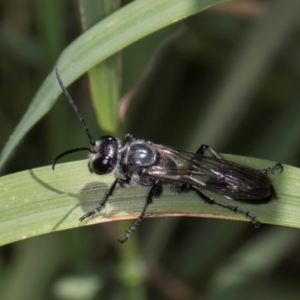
left=79, top=176, right=131, bottom=222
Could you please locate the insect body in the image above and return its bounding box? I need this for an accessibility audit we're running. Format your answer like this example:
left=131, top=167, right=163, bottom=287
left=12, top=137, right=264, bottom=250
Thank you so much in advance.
left=53, top=66, right=283, bottom=243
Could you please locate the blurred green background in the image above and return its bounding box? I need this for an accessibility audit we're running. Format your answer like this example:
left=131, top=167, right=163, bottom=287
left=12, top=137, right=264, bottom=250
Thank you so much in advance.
left=1, top=0, right=300, bottom=299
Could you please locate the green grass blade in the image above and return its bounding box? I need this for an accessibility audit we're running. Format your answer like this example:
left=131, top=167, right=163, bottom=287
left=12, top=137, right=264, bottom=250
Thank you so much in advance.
left=0, top=0, right=227, bottom=171
left=0, top=155, right=298, bottom=246
left=79, top=0, right=120, bottom=134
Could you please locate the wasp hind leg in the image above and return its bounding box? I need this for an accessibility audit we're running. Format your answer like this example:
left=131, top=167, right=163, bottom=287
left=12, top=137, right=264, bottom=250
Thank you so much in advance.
left=191, top=186, right=260, bottom=228
left=196, top=144, right=223, bottom=160
left=118, top=180, right=162, bottom=244
left=261, top=163, right=283, bottom=174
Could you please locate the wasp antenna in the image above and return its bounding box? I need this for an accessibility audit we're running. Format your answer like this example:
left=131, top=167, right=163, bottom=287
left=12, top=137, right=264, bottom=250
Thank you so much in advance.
left=52, top=147, right=92, bottom=170
left=55, top=65, right=95, bottom=146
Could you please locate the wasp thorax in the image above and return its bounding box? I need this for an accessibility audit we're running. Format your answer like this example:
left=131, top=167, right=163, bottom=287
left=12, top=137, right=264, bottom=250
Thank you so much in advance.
left=88, top=135, right=119, bottom=175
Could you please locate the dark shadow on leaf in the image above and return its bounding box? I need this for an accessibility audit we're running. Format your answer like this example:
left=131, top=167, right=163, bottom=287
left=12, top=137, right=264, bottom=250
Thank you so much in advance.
left=29, top=169, right=108, bottom=231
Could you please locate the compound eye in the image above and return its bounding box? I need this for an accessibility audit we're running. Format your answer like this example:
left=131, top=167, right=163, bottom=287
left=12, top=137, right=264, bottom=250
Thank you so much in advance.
left=91, top=156, right=112, bottom=175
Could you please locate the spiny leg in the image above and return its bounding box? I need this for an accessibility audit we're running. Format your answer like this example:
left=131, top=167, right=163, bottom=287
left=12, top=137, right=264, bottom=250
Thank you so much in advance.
left=196, top=144, right=223, bottom=160
left=261, top=163, right=283, bottom=174
left=118, top=181, right=162, bottom=244
left=79, top=177, right=130, bottom=222
left=192, top=187, right=260, bottom=228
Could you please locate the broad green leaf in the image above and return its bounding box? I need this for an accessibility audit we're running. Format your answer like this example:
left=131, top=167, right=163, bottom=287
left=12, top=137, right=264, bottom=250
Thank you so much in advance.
left=79, top=0, right=120, bottom=134
left=0, top=155, right=298, bottom=246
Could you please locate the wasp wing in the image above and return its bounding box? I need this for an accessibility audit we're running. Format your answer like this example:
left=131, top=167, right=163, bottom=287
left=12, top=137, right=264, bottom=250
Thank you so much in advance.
left=144, top=143, right=273, bottom=202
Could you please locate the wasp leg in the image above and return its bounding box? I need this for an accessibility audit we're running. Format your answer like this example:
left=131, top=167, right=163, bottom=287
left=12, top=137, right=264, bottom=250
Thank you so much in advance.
left=118, top=181, right=162, bottom=244
left=261, top=163, right=283, bottom=174
left=196, top=144, right=223, bottom=160
left=191, top=186, right=260, bottom=228
left=79, top=176, right=131, bottom=222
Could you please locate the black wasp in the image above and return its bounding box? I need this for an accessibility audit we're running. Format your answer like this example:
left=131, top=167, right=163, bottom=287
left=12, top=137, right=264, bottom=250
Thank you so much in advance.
left=52, top=66, right=283, bottom=244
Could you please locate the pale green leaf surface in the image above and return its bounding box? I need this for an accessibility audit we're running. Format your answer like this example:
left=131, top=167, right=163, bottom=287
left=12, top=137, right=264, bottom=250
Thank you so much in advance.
left=0, top=0, right=227, bottom=170
left=0, top=155, right=299, bottom=246
left=80, top=0, right=120, bottom=133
